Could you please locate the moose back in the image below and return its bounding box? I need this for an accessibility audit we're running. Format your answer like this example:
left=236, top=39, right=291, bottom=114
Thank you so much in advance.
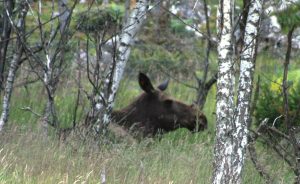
left=111, top=73, right=207, bottom=137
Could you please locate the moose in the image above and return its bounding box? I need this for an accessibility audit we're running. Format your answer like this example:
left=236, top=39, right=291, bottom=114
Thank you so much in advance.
left=111, top=72, right=207, bottom=137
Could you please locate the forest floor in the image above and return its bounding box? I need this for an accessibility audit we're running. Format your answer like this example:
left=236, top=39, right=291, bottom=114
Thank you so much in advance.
left=0, top=75, right=295, bottom=184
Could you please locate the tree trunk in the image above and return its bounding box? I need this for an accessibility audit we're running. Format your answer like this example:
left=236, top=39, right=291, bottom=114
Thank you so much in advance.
left=0, top=0, right=15, bottom=92
left=122, top=0, right=131, bottom=26
left=231, top=0, right=262, bottom=182
left=212, top=0, right=262, bottom=183
left=195, top=0, right=214, bottom=110
left=41, top=0, right=72, bottom=134
left=99, top=0, right=149, bottom=128
left=282, top=25, right=300, bottom=184
left=58, top=0, right=70, bottom=33
left=212, top=0, right=235, bottom=182
left=0, top=49, right=23, bottom=131
left=0, top=1, right=28, bottom=131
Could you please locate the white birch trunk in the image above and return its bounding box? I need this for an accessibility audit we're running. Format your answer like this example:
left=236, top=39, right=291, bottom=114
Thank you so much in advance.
left=102, top=0, right=149, bottom=125
left=0, top=0, right=14, bottom=91
left=58, top=0, right=70, bottom=33
left=39, top=0, right=42, bottom=14
left=212, top=0, right=263, bottom=183
left=0, top=48, right=22, bottom=131
left=212, top=0, right=235, bottom=182
left=0, top=2, right=28, bottom=131
left=41, top=0, right=70, bottom=133
left=231, top=1, right=262, bottom=183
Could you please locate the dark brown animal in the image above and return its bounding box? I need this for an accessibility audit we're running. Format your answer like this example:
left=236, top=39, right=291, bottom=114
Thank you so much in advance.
left=111, top=73, right=207, bottom=137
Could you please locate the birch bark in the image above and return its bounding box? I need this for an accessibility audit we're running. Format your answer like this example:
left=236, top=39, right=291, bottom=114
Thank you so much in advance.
left=232, top=0, right=262, bottom=183
left=58, top=0, right=70, bottom=33
left=41, top=0, right=72, bottom=133
left=213, top=0, right=263, bottom=183
left=97, top=0, right=149, bottom=127
left=212, top=0, right=235, bottom=182
left=0, top=0, right=14, bottom=91
left=105, top=0, right=148, bottom=118
left=0, top=2, right=28, bottom=131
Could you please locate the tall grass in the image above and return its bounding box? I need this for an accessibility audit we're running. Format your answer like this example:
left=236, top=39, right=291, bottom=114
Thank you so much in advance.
left=0, top=72, right=294, bottom=183
left=1, top=1, right=297, bottom=182
left=0, top=125, right=294, bottom=184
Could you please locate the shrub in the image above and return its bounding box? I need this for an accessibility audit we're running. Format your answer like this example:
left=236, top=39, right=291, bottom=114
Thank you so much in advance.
left=75, top=5, right=123, bottom=34
left=255, top=70, right=300, bottom=132
left=276, top=3, right=300, bottom=33
left=170, top=18, right=194, bottom=36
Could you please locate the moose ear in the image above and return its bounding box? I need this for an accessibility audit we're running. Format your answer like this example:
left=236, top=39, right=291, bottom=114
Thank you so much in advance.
left=157, top=79, right=169, bottom=91
left=138, top=72, right=155, bottom=93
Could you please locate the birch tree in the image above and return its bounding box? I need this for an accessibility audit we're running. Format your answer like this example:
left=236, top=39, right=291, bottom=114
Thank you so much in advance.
left=213, top=0, right=235, bottom=182
left=0, top=0, right=14, bottom=92
left=0, top=1, right=28, bottom=131
left=38, top=0, right=75, bottom=133
left=103, top=0, right=149, bottom=124
left=212, top=0, right=263, bottom=183
left=195, top=0, right=217, bottom=110
left=231, top=1, right=262, bottom=182
left=88, top=0, right=149, bottom=133
left=17, top=0, right=77, bottom=135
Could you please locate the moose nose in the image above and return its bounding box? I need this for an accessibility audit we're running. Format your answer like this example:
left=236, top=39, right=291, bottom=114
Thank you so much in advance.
left=193, top=117, right=207, bottom=132
left=192, top=121, right=202, bottom=132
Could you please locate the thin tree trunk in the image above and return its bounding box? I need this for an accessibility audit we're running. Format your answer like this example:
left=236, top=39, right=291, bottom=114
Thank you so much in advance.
left=232, top=0, right=262, bottom=182
left=0, top=0, right=15, bottom=92
left=0, top=49, right=23, bottom=131
left=0, top=1, right=28, bottom=131
left=195, top=0, right=216, bottom=110
left=39, top=0, right=42, bottom=14
left=101, top=0, right=149, bottom=126
left=212, top=0, right=262, bottom=183
left=200, top=0, right=211, bottom=92
left=58, top=0, right=70, bottom=33
left=40, top=0, right=56, bottom=134
left=212, top=0, right=235, bottom=182
left=41, top=0, right=73, bottom=134
left=85, top=1, right=148, bottom=134
left=122, top=0, right=131, bottom=26
left=282, top=25, right=300, bottom=183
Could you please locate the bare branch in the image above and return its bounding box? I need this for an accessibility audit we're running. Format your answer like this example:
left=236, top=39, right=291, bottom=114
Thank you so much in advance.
left=20, top=106, right=42, bottom=117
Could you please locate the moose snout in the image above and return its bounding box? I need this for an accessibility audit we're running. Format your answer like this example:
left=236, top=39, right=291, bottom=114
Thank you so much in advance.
left=191, top=115, right=208, bottom=132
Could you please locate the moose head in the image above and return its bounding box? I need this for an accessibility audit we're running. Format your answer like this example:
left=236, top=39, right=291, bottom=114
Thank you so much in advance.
left=111, top=72, right=207, bottom=137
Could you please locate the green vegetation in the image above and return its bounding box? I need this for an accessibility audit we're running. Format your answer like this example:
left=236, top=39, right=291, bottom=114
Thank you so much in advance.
left=276, top=3, right=300, bottom=33
left=255, top=70, right=300, bottom=130
left=0, top=123, right=294, bottom=183
left=0, top=1, right=299, bottom=183
left=0, top=59, right=296, bottom=183
left=75, top=8, right=121, bottom=34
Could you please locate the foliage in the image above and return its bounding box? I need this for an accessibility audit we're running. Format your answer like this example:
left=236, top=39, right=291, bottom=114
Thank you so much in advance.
left=255, top=70, right=300, bottom=131
left=127, top=37, right=214, bottom=80
left=170, top=18, right=194, bottom=36
left=129, top=44, right=182, bottom=74
left=75, top=7, right=121, bottom=34
left=275, top=3, right=300, bottom=33
left=0, top=1, right=299, bottom=183
left=108, top=2, right=125, bottom=16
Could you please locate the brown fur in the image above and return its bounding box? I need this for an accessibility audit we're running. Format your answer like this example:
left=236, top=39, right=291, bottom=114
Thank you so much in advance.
left=111, top=73, right=207, bottom=137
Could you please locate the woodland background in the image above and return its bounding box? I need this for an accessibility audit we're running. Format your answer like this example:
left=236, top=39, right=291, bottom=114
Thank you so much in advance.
left=0, top=0, right=300, bottom=183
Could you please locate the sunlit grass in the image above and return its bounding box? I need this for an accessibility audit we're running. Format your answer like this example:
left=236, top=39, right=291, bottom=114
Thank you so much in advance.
left=0, top=53, right=295, bottom=183
left=0, top=123, right=294, bottom=184
left=0, top=1, right=298, bottom=182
